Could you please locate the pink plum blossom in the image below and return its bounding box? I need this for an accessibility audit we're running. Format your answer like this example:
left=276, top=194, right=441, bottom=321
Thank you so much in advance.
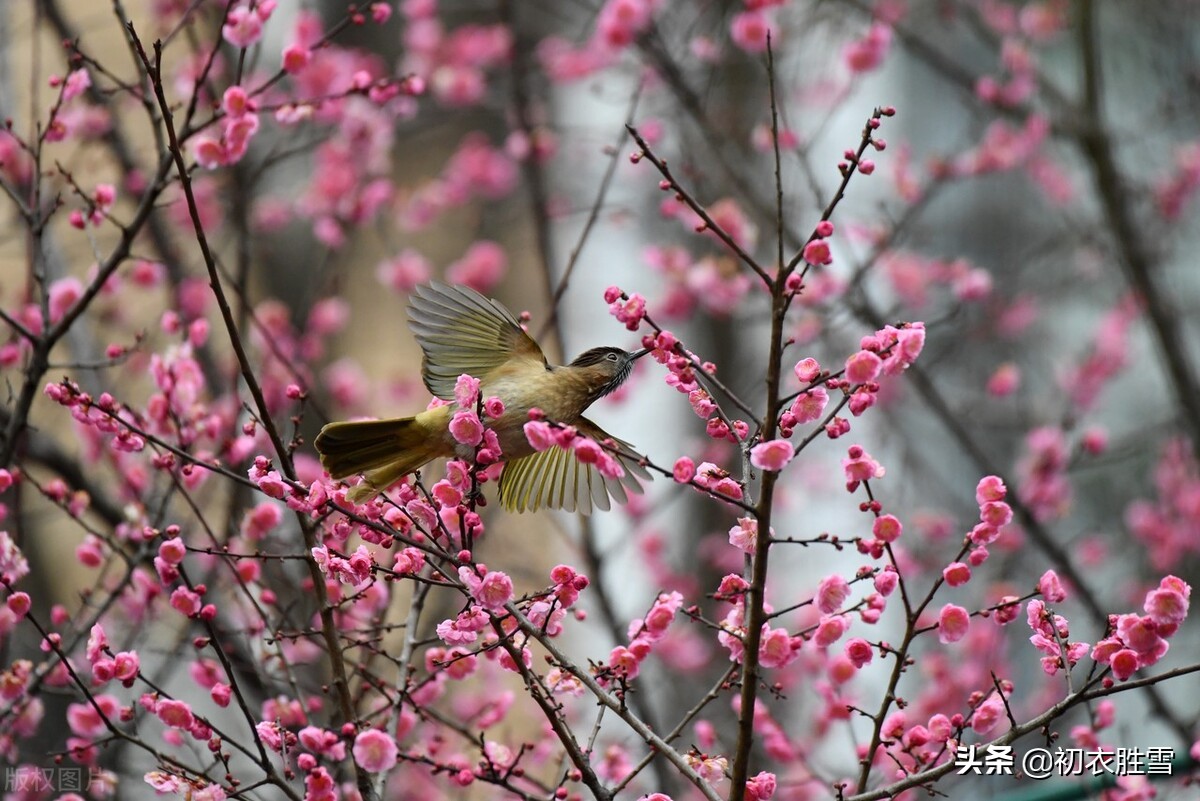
left=353, top=728, right=398, bottom=772
left=938, top=604, right=970, bottom=644
left=750, top=439, right=794, bottom=472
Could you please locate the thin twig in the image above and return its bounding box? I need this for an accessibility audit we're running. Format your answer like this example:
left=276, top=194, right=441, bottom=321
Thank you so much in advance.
left=626, top=125, right=772, bottom=287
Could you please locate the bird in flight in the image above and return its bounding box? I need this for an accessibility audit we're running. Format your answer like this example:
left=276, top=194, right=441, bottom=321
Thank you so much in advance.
left=315, top=283, right=651, bottom=513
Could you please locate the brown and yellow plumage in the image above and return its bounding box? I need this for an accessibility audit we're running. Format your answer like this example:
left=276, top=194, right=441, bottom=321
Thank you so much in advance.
left=314, top=283, right=650, bottom=513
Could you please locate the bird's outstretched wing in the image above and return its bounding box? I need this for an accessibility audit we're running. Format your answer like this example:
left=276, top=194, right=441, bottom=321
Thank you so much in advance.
left=408, top=282, right=546, bottom=400
left=498, top=417, right=651, bottom=514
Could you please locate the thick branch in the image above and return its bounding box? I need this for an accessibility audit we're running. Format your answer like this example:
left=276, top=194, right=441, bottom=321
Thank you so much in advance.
left=1075, top=0, right=1200, bottom=461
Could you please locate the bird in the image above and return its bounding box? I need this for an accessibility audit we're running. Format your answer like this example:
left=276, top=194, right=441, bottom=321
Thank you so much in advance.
left=314, top=282, right=651, bottom=513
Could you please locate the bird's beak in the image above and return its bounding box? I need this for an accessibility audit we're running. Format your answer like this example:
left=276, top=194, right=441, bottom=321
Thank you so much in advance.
left=631, top=347, right=652, bottom=360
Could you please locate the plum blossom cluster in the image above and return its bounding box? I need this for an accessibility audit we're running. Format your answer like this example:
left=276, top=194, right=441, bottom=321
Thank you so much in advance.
left=661, top=195, right=758, bottom=256
left=1025, top=590, right=1088, bottom=676
left=446, top=373, right=504, bottom=465
left=945, top=113, right=1072, bottom=207
left=879, top=250, right=995, bottom=310
left=727, top=517, right=772, bottom=555
left=862, top=707, right=969, bottom=778
left=398, top=135, right=518, bottom=239
left=311, top=544, right=374, bottom=586
left=41, top=374, right=231, bottom=501
left=212, top=9, right=426, bottom=247
left=1092, top=575, right=1191, bottom=682
left=844, top=21, right=893, bottom=73
left=192, top=85, right=261, bottom=170
left=975, top=34, right=1040, bottom=108
left=780, top=320, right=925, bottom=441
left=68, top=182, right=116, bottom=229
left=435, top=564, right=583, bottom=675
left=401, top=2, right=511, bottom=108
left=602, top=591, right=684, bottom=683
left=925, top=477, right=1012, bottom=649
left=1125, top=438, right=1200, bottom=571
left=532, top=0, right=659, bottom=74
left=604, top=285, right=648, bottom=332
left=155, top=535, right=213, bottom=623
left=713, top=574, right=802, bottom=671
left=778, top=357, right=829, bottom=435
left=1061, top=297, right=1137, bottom=413
left=144, top=771, right=226, bottom=798
left=523, top=414, right=627, bottom=480
left=247, top=456, right=333, bottom=519
left=0, top=529, right=30, bottom=587
left=383, top=240, right=508, bottom=302
left=858, top=321, right=927, bottom=377
left=537, top=0, right=772, bottom=77
left=70, top=627, right=231, bottom=787
left=968, top=474, right=1016, bottom=551
left=249, top=695, right=363, bottom=797
left=221, top=1, right=275, bottom=49
left=799, top=222, right=835, bottom=270
left=1024, top=571, right=1192, bottom=683
left=458, top=564, right=515, bottom=611
left=38, top=65, right=108, bottom=145
left=642, top=245, right=753, bottom=318
left=337, top=453, right=488, bottom=548
left=635, top=327, right=752, bottom=446
left=842, top=445, right=886, bottom=492
left=6, top=1, right=1200, bottom=798
left=1016, top=426, right=1072, bottom=522
left=243, top=3, right=511, bottom=247
left=749, top=439, right=794, bottom=472
left=670, top=457, right=746, bottom=503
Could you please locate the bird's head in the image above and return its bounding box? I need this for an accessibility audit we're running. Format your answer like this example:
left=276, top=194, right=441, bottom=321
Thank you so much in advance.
left=568, top=346, right=651, bottom=401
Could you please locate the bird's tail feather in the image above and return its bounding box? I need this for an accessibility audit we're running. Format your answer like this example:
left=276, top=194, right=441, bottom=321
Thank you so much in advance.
left=314, top=416, right=441, bottom=502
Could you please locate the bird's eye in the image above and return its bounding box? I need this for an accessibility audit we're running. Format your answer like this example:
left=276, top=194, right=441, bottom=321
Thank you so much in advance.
left=607, top=352, right=619, bottom=361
